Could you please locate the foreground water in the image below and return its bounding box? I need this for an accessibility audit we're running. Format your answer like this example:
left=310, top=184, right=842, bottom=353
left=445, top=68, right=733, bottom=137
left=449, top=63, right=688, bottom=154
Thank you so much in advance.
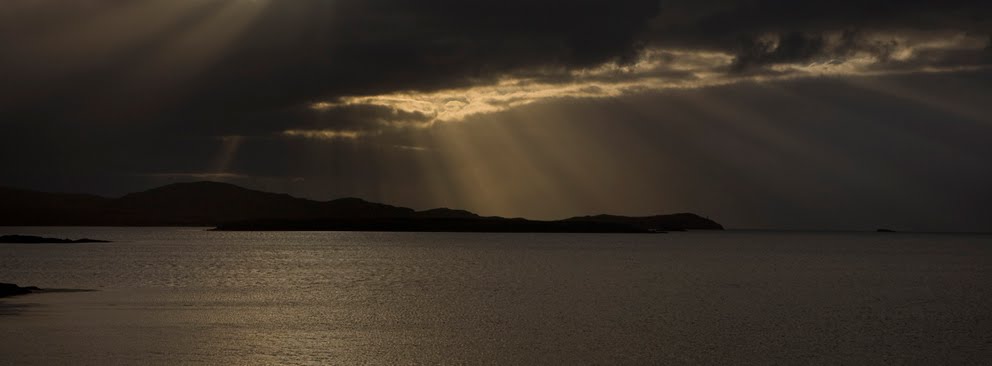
left=0, top=227, right=989, bottom=365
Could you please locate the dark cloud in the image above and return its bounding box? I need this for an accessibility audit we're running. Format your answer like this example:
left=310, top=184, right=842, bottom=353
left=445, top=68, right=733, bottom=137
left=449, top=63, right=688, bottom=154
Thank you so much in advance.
left=650, top=0, right=991, bottom=42
left=3, top=0, right=989, bottom=117
left=0, top=0, right=661, bottom=115
left=730, top=32, right=826, bottom=72
left=1, top=0, right=991, bottom=230
left=649, top=0, right=992, bottom=72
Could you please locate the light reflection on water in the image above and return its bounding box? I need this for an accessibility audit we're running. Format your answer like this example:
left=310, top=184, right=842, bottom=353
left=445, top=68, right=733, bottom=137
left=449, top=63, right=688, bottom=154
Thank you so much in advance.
left=1, top=228, right=990, bottom=365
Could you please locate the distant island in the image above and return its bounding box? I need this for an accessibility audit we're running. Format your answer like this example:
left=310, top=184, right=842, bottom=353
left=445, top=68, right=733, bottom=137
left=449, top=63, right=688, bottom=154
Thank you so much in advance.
left=0, top=181, right=723, bottom=233
left=0, top=283, right=41, bottom=298
left=0, top=283, right=94, bottom=298
left=0, top=235, right=110, bottom=244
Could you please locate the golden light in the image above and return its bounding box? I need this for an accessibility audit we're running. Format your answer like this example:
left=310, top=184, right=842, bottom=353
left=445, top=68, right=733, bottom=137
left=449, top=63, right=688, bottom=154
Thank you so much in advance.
left=283, top=129, right=368, bottom=140
left=307, top=31, right=989, bottom=134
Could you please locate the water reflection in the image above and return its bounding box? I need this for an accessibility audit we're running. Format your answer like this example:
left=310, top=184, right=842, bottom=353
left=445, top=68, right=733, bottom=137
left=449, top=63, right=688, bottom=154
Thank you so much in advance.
left=0, top=301, right=40, bottom=316
left=1, top=229, right=990, bottom=364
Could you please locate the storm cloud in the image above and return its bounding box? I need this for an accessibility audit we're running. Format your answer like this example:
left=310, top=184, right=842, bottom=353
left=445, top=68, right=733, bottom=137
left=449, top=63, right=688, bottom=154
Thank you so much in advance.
left=1, top=0, right=990, bottom=230
left=2, top=0, right=989, bottom=115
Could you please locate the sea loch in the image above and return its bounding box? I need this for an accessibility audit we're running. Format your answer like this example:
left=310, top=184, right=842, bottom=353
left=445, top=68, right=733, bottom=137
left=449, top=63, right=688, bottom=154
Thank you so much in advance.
left=1, top=227, right=989, bottom=365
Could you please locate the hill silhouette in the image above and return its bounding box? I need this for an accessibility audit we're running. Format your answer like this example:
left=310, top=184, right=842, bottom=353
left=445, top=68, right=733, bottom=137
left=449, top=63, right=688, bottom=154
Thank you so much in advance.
left=0, top=181, right=723, bottom=232
left=565, top=214, right=724, bottom=231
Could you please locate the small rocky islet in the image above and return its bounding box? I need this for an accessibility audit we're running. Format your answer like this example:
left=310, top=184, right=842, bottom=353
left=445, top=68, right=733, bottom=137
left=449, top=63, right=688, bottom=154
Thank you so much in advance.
left=0, top=235, right=110, bottom=244
left=0, top=283, right=95, bottom=298
left=0, top=283, right=42, bottom=298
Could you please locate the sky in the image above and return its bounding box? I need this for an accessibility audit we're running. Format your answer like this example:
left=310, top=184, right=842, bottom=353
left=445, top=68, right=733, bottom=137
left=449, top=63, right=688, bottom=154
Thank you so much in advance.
left=1, top=0, right=991, bottom=231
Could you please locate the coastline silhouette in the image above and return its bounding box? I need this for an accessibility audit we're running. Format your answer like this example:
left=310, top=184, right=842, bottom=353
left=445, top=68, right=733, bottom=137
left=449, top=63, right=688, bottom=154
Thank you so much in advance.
left=0, top=181, right=723, bottom=233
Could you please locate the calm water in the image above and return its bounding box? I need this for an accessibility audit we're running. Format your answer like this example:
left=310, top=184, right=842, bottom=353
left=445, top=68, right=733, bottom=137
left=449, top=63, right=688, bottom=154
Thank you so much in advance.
left=0, top=227, right=990, bottom=365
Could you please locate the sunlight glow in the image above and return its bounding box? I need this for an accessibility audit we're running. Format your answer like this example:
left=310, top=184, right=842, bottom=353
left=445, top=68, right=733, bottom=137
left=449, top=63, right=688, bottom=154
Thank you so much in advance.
left=283, top=129, right=368, bottom=140
left=307, top=32, right=988, bottom=128
left=211, top=135, right=245, bottom=174
left=123, top=0, right=270, bottom=86
left=313, top=50, right=732, bottom=126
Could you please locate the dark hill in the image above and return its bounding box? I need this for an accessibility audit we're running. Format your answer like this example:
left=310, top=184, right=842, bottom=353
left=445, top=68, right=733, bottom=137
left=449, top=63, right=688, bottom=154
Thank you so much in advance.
left=565, top=213, right=724, bottom=231
left=324, top=197, right=415, bottom=218
left=414, top=208, right=481, bottom=219
left=107, top=181, right=318, bottom=225
left=0, top=182, right=723, bottom=232
left=0, top=182, right=417, bottom=226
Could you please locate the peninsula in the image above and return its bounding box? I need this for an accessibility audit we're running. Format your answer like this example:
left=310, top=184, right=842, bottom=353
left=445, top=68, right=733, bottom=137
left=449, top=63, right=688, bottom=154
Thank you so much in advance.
left=0, top=182, right=723, bottom=233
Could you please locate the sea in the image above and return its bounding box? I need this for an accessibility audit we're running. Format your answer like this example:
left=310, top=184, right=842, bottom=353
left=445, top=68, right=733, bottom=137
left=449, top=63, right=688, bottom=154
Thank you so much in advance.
left=1, top=227, right=990, bottom=365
